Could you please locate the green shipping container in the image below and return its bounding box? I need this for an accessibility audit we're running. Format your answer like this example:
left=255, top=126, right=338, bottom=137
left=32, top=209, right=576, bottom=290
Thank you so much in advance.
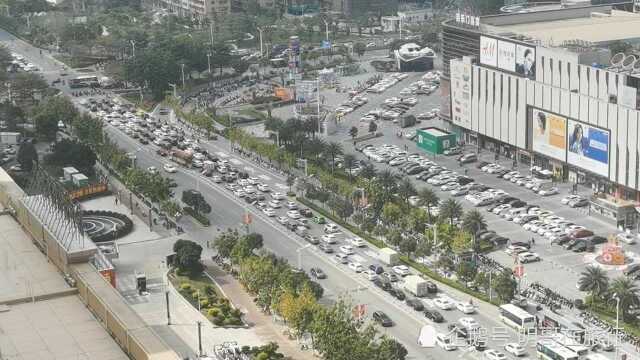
left=416, top=128, right=456, bottom=155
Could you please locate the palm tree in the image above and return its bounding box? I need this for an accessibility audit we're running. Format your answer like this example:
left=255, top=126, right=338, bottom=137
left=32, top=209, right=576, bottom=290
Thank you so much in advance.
left=343, top=153, right=357, bottom=181
left=578, top=266, right=609, bottom=305
left=440, top=198, right=463, bottom=225
left=359, top=162, right=376, bottom=180
left=609, top=277, right=640, bottom=321
left=323, top=141, right=343, bottom=173
left=462, top=210, right=487, bottom=252
left=417, top=188, right=439, bottom=218
left=306, top=137, right=326, bottom=159
left=376, top=169, right=397, bottom=193
left=397, top=178, right=416, bottom=205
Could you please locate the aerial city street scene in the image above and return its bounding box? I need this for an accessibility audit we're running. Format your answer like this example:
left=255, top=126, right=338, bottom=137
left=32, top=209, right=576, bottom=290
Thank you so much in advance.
left=2, top=0, right=640, bottom=359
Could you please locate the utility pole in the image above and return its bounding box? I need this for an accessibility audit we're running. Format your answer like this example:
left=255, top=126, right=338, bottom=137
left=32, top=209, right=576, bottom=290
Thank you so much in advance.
left=207, top=53, right=211, bottom=74
left=323, top=19, right=329, bottom=42
left=209, top=22, right=215, bottom=48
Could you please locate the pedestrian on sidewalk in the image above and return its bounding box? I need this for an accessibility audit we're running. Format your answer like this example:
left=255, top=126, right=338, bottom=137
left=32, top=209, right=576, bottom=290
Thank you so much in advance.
left=115, top=197, right=118, bottom=205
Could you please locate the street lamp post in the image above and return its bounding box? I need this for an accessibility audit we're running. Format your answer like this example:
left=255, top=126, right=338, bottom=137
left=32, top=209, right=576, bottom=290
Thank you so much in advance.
left=130, top=40, right=136, bottom=58
left=180, top=63, right=186, bottom=89
left=322, top=19, right=329, bottom=42
left=257, top=27, right=264, bottom=57
left=207, top=53, right=211, bottom=74
left=613, top=294, right=621, bottom=360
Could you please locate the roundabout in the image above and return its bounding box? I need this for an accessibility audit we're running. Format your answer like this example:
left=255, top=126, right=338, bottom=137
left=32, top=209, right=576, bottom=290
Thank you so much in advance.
left=82, top=210, right=133, bottom=242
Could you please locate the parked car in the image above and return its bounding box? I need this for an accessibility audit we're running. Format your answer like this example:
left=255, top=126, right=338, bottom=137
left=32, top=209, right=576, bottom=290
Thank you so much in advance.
left=406, top=298, right=424, bottom=311
left=424, top=309, right=444, bottom=323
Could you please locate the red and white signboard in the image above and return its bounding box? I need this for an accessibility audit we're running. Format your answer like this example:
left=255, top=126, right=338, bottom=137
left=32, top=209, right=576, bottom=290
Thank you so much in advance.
left=513, top=264, right=525, bottom=278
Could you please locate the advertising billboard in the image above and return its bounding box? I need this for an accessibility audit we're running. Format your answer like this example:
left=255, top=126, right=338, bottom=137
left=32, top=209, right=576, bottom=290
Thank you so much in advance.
left=480, top=36, right=497, bottom=67
left=516, top=44, right=536, bottom=79
left=497, top=40, right=516, bottom=72
left=567, top=120, right=610, bottom=176
left=450, top=57, right=472, bottom=128
left=532, top=108, right=567, bottom=161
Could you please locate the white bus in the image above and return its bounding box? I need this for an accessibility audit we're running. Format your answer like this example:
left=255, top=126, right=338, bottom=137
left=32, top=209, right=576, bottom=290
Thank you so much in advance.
left=537, top=340, right=580, bottom=360
left=551, top=333, right=589, bottom=359
left=499, top=304, right=536, bottom=333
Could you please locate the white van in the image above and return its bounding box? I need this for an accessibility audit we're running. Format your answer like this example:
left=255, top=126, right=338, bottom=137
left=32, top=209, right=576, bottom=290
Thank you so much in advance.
left=435, top=333, right=457, bottom=351
left=334, top=253, right=348, bottom=264
left=504, top=207, right=527, bottom=221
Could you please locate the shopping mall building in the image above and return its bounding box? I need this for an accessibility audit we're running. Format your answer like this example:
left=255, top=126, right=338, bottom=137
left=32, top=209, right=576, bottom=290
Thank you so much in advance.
left=441, top=2, right=640, bottom=228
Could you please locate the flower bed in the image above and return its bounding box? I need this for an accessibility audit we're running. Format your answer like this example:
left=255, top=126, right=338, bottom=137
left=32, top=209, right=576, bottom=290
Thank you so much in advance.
left=169, top=269, right=243, bottom=327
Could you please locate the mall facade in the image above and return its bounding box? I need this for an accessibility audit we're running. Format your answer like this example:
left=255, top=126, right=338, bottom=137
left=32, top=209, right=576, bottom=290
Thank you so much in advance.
left=441, top=3, right=640, bottom=228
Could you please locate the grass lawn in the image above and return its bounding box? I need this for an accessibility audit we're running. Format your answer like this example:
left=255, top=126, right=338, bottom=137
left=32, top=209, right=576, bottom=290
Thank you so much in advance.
left=168, top=269, right=243, bottom=326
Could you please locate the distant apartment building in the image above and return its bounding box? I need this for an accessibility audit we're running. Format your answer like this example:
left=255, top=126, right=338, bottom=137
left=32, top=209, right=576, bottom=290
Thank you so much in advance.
left=157, top=0, right=230, bottom=20
left=332, top=0, right=397, bottom=17
left=381, top=9, right=430, bottom=32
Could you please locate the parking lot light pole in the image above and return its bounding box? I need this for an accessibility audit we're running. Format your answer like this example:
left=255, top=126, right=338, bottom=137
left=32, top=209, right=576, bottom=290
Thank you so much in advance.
left=257, top=27, right=264, bottom=57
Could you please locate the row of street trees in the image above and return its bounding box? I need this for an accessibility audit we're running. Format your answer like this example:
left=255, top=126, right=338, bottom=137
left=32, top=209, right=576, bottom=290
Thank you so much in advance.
left=578, top=266, right=640, bottom=322
left=213, top=229, right=407, bottom=360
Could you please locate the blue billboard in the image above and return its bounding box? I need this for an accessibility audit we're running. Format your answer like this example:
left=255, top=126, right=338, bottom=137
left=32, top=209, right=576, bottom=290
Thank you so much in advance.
left=567, top=119, right=610, bottom=176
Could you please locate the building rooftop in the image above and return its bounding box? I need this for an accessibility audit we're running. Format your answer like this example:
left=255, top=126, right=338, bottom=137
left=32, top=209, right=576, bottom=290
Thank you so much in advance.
left=494, top=9, right=640, bottom=44
left=479, top=4, right=640, bottom=45
left=0, top=214, right=129, bottom=360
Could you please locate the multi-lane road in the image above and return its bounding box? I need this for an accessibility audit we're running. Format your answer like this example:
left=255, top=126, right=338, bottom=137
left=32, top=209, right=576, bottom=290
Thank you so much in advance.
left=1, top=27, right=629, bottom=359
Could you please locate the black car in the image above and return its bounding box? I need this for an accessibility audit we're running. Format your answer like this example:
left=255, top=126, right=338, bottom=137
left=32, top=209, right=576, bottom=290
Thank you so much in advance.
left=510, top=241, right=531, bottom=249
left=373, top=278, right=392, bottom=291
left=476, top=161, right=490, bottom=169
left=406, top=166, right=425, bottom=175
left=572, top=241, right=594, bottom=253
left=491, top=236, right=509, bottom=246
left=369, top=264, right=384, bottom=274
left=494, top=169, right=509, bottom=177
left=310, top=267, right=326, bottom=279
left=552, top=235, right=571, bottom=245
left=457, top=177, right=474, bottom=185
left=406, top=298, right=424, bottom=311
left=138, top=137, right=149, bottom=144
left=565, top=239, right=583, bottom=250
left=624, top=263, right=640, bottom=277
left=424, top=309, right=444, bottom=323
left=389, top=288, right=406, bottom=301
left=373, top=311, right=393, bottom=327
left=299, top=208, right=313, bottom=217
left=588, top=235, right=607, bottom=245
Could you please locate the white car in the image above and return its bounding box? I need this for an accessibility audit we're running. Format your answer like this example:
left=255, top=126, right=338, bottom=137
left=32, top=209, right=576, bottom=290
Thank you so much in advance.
left=518, top=252, right=540, bottom=263
left=324, top=223, right=340, bottom=233
left=163, top=164, right=177, bottom=173
left=561, top=194, right=581, bottom=204
left=504, top=343, right=526, bottom=357
left=248, top=177, right=260, bottom=185
left=505, top=245, right=528, bottom=255
left=392, top=265, right=410, bottom=276
left=363, top=270, right=378, bottom=281
left=286, top=201, right=298, bottom=210
left=287, top=210, right=301, bottom=219
left=147, top=166, right=158, bottom=174
left=271, top=192, right=285, bottom=200
left=617, top=233, right=637, bottom=244
left=348, top=261, right=364, bottom=273
left=456, top=301, right=475, bottom=314
left=360, top=115, right=376, bottom=122
left=539, top=187, right=559, bottom=196
left=233, top=189, right=246, bottom=198
left=389, top=157, right=406, bottom=166
left=276, top=216, right=289, bottom=225
left=434, top=297, right=453, bottom=310
left=458, top=317, right=480, bottom=330
left=268, top=200, right=282, bottom=208
left=484, top=349, right=507, bottom=360
left=244, top=186, right=256, bottom=194
left=349, top=237, right=366, bottom=247
left=262, top=207, right=276, bottom=217
left=340, top=245, right=355, bottom=255
left=321, top=234, right=338, bottom=244
left=257, top=184, right=270, bottom=192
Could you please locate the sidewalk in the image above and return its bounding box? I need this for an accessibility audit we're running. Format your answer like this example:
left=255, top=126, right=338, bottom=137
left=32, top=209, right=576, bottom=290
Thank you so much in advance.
left=202, top=258, right=316, bottom=360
